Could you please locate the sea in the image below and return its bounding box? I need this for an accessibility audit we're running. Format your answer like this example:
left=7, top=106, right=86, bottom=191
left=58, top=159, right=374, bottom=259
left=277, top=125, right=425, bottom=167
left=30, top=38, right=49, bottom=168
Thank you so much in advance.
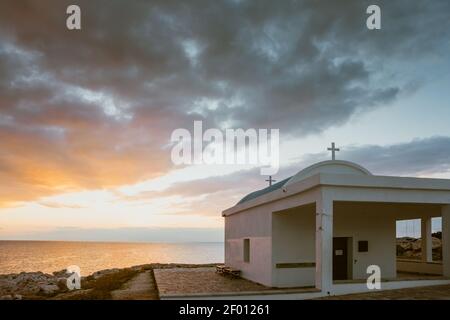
left=0, top=240, right=223, bottom=276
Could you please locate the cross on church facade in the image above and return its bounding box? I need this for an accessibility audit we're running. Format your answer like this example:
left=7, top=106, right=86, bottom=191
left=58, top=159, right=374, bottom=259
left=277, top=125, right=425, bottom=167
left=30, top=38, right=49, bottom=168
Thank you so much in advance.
left=265, top=176, right=276, bottom=186
left=327, top=142, right=340, bottom=160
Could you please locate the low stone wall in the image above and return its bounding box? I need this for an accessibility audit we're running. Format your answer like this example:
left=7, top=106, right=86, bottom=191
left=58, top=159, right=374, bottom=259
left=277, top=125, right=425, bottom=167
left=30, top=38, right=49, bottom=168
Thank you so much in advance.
left=397, top=259, right=442, bottom=275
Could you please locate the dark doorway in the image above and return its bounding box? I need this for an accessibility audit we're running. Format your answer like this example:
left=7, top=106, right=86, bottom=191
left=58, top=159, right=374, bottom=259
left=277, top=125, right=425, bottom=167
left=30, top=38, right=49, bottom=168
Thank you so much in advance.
left=333, top=237, right=349, bottom=280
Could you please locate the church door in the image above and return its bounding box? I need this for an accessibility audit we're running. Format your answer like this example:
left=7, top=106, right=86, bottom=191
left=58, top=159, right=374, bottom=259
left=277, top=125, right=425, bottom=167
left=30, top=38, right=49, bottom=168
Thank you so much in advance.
left=333, top=237, right=349, bottom=280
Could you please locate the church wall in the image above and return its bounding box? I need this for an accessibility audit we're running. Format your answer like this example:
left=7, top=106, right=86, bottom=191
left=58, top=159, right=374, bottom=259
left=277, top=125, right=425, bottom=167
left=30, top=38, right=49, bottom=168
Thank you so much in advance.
left=224, top=206, right=273, bottom=286
left=271, top=204, right=316, bottom=287
left=224, top=188, right=321, bottom=287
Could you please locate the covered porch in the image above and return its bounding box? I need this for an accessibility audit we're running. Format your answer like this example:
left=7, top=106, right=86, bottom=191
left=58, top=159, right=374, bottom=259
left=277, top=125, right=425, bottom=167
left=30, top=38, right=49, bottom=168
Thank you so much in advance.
left=272, top=196, right=450, bottom=293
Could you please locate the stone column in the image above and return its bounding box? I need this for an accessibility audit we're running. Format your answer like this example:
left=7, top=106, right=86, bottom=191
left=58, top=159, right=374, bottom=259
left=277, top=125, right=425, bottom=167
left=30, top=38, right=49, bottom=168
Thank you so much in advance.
left=442, top=205, right=450, bottom=277
left=315, top=190, right=333, bottom=293
left=421, top=217, right=433, bottom=263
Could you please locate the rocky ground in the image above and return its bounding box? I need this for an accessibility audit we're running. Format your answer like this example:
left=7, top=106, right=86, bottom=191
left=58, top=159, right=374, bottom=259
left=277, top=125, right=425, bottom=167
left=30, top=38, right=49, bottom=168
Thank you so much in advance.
left=0, top=271, right=64, bottom=300
left=0, top=263, right=217, bottom=300
left=397, top=232, right=442, bottom=260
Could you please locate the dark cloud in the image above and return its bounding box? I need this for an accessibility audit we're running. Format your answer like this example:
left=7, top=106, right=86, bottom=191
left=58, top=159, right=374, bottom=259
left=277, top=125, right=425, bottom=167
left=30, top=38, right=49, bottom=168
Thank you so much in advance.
left=0, top=0, right=449, bottom=205
left=282, top=136, right=450, bottom=178
left=315, top=136, right=450, bottom=177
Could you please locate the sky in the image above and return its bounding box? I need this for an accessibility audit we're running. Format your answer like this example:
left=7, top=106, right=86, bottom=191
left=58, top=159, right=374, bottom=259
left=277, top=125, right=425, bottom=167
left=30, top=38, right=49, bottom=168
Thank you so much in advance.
left=0, top=0, right=450, bottom=242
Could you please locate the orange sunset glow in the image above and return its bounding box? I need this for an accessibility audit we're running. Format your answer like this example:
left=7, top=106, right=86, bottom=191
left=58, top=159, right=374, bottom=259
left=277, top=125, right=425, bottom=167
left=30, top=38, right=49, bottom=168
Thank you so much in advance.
left=1, top=0, right=450, bottom=243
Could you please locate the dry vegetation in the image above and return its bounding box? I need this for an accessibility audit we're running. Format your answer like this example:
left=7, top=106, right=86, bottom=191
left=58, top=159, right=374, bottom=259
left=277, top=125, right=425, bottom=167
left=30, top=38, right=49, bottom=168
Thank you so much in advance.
left=50, top=263, right=217, bottom=300
left=55, top=269, right=140, bottom=300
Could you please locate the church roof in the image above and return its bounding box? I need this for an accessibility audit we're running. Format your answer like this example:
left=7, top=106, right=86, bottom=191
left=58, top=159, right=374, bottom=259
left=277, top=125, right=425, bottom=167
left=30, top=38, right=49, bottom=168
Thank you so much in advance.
left=237, top=160, right=371, bottom=205
left=226, top=159, right=450, bottom=217
left=236, top=177, right=291, bottom=205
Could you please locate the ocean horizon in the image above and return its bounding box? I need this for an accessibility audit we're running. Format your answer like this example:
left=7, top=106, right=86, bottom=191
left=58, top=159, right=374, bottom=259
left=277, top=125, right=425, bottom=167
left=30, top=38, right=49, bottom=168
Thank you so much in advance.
left=0, top=240, right=224, bottom=276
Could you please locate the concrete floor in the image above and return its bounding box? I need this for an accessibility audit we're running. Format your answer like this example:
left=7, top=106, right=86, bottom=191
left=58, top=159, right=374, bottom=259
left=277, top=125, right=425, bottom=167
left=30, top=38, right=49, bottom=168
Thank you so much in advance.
left=333, top=271, right=446, bottom=284
left=154, top=267, right=320, bottom=298
left=154, top=268, right=450, bottom=299
left=318, top=283, right=450, bottom=300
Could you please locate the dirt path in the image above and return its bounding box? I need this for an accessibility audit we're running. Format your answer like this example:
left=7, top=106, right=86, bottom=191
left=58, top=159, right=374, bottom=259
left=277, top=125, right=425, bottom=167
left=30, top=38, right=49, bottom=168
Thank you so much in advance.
left=111, top=270, right=159, bottom=300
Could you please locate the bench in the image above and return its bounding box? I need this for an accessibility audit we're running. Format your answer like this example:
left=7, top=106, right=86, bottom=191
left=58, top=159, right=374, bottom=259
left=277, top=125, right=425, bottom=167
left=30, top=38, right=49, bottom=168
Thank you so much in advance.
left=216, top=265, right=241, bottom=278
left=216, top=265, right=226, bottom=273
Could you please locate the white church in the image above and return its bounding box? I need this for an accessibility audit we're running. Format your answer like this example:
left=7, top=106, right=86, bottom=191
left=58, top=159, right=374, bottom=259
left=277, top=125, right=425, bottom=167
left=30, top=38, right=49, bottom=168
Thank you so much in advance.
left=222, top=144, right=450, bottom=297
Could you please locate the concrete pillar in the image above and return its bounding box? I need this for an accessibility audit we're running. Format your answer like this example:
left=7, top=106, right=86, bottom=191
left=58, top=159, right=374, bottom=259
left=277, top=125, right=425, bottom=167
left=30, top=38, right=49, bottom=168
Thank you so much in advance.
left=442, top=205, right=450, bottom=277
left=421, top=217, right=433, bottom=262
left=315, top=191, right=333, bottom=293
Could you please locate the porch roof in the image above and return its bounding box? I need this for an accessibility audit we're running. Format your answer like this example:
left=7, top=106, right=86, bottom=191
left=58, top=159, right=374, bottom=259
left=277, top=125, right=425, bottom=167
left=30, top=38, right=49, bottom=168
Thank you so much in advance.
left=223, top=172, right=450, bottom=217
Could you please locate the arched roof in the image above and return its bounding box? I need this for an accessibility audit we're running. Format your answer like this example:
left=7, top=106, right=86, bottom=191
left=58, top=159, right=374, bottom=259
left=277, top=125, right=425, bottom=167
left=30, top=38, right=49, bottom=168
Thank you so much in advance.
left=236, top=177, right=291, bottom=205
left=284, top=160, right=371, bottom=186
left=237, top=160, right=371, bottom=205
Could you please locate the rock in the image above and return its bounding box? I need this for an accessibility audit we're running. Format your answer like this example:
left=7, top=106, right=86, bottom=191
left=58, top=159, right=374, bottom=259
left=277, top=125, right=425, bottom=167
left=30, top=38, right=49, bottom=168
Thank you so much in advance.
left=21, top=283, right=41, bottom=295
left=397, top=236, right=442, bottom=260
left=51, top=288, right=93, bottom=300
left=396, top=244, right=405, bottom=255
left=53, top=269, right=69, bottom=277
left=0, top=295, right=13, bottom=300
left=57, top=277, right=70, bottom=291
left=411, top=239, right=421, bottom=251
left=91, top=268, right=120, bottom=279
left=13, top=294, right=22, bottom=300
left=432, top=237, right=441, bottom=249
left=39, top=284, right=60, bottom=295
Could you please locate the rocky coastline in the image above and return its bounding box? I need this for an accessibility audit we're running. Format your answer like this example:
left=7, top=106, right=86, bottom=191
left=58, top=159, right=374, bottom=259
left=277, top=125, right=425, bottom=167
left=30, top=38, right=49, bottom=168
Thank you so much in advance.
left=0, top=263, right=216, bottom=300
left=1, top=233, right=443, bottom=300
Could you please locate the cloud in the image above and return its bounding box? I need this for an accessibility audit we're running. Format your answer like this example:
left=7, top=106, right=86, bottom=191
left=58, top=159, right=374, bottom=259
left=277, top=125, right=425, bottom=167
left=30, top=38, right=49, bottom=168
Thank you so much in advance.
left=321, top=136, right=450, bottom=177
left=38, top=201, right=86, bottom=209
left=284, top=136, right=450, bottom=178
left=113, top=166, right=298, bottom=216
left=0, top=0, right=449, bottom=206
left=140, top=136, right=450, bottom=213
